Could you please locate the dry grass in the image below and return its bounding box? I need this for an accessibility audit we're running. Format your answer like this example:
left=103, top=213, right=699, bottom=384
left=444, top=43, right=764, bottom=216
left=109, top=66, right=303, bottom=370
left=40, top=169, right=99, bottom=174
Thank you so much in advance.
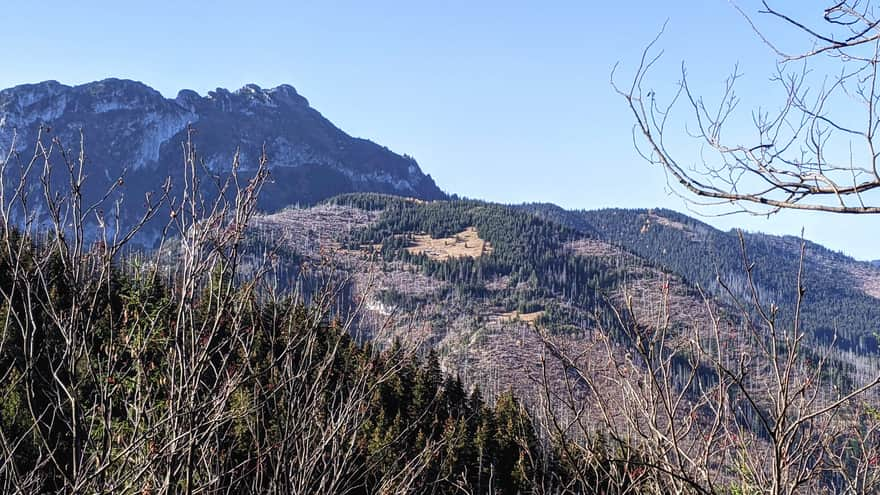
left=253, top=204, right=381, bottom=260
left=639, top=210, right=707, bottom=240
left=494, top=310, right=545, bottom=326
left=566, top=238, right=635, bottom=260
left=405, top=227, right=493, bottom=260
left=845, top=264, right=880, bottom=300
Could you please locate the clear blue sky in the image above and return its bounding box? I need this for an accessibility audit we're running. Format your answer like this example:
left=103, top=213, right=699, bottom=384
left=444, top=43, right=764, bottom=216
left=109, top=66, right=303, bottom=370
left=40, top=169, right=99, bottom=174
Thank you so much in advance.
left=4, top=1, right=880, bottom=259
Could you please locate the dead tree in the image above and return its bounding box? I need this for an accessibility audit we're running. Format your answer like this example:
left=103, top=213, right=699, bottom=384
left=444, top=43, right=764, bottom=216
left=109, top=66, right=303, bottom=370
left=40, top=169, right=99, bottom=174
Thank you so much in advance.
left=0, top=128, right=440, bottom=494
left=536, top=233, right=880, bottom=494
left=615, top=2, right=880, bottom=214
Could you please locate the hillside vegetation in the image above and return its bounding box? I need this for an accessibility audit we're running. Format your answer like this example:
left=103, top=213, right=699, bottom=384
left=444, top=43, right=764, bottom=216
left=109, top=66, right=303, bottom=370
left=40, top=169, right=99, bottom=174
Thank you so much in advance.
left=523, top=204, right=880, bottom=354
left=2, top=131, right=880, bottom=493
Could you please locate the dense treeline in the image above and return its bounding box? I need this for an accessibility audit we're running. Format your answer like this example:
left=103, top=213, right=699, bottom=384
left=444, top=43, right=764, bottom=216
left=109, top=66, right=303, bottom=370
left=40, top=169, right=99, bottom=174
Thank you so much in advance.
left=327, top=196, right=866, bottom=392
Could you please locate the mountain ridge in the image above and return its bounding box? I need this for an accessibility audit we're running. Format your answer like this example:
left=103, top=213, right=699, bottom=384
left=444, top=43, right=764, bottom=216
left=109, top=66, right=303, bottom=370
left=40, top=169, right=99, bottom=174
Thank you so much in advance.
left=518, top=203, right=880, bottom=352
left=0, top=78, right=446, bottom=240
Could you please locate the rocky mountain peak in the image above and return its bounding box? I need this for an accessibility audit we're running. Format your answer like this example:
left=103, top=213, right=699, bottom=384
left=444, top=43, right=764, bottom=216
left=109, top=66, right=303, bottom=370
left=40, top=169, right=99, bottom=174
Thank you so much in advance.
left=266, top=84, right=309, bottom=107
left=0, top=78, right=446, bottom=242
left=194, top=83, right=309, bottom=110
left=0, top=80, right=66, bottom=109
left=76, top=78, right=170, bottom=113
left=174, top=89, right=201, bottom=111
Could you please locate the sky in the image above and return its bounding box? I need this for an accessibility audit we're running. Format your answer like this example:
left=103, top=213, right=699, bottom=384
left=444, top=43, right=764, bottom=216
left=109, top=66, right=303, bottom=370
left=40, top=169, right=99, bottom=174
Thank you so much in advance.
left=4, top=1, right=880, bottom=259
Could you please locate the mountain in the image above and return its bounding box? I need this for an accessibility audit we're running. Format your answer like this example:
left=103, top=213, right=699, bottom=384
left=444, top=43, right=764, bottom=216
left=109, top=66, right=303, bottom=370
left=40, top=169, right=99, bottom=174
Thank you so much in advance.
left=0, top=79, right=446, bottom=241
left=242, top=195, right=867, bottom=402
left=2, top=77, right=876, bottom=353
left=5, top=78, right=880, bottom=493
left=247, top=194, right=712, bottom=396
left=521, top=204, right=880, bottom=353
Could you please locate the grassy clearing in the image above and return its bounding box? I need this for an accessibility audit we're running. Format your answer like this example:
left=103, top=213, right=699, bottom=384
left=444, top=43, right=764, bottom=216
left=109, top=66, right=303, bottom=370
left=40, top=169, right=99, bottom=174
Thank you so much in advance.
left=405, top=227, right=493, bottom=260
left=492, top=310, right=545, bottom=326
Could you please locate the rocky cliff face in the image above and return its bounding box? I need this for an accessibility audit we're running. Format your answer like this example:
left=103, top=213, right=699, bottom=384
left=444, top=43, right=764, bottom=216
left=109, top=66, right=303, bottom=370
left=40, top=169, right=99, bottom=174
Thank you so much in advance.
left=0, top=79, right=445, bottom=242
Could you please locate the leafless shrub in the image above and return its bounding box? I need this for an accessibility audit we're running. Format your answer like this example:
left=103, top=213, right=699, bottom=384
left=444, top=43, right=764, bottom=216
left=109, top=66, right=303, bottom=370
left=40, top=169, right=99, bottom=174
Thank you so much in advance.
left=0, top=128, right=439, bottom=494
left=537, top=232, right=880, bottom=494
left=615, top=2, right=880, bottom=215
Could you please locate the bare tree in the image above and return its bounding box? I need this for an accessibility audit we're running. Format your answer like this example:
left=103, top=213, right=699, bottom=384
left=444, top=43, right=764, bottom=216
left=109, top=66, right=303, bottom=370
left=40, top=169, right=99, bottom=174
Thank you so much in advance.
left=542, top=5, right=880, bottom=491
left=615, top=2, right=880, bottom=214
left=535, top=233, right=880, bottom=494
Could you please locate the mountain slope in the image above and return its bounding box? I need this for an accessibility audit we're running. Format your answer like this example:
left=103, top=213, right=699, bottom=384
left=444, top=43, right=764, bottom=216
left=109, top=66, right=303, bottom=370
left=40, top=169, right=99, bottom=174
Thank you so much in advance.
left=243, top=194, right=872, bottom=411
left=521, top=204, right=880, bottom=353
left=245, top=195, right=736, bottom=396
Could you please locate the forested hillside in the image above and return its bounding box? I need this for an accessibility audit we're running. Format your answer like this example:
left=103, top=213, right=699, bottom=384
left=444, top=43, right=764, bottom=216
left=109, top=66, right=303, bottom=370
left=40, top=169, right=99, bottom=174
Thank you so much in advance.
left=522, top=204, right=880, bottom=354
left=335, top=195, right=622, bottom=319
left=0, top=160, right=646, bottom=493
left=250, top=194, right=877, bottom=394
left=246, top=193, right=880, bottom=493
left=3, top=163, right=880, bottom=494
left=2, top=127, right=880, bottom=493
left=0, top=231, right=623, bottom=493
